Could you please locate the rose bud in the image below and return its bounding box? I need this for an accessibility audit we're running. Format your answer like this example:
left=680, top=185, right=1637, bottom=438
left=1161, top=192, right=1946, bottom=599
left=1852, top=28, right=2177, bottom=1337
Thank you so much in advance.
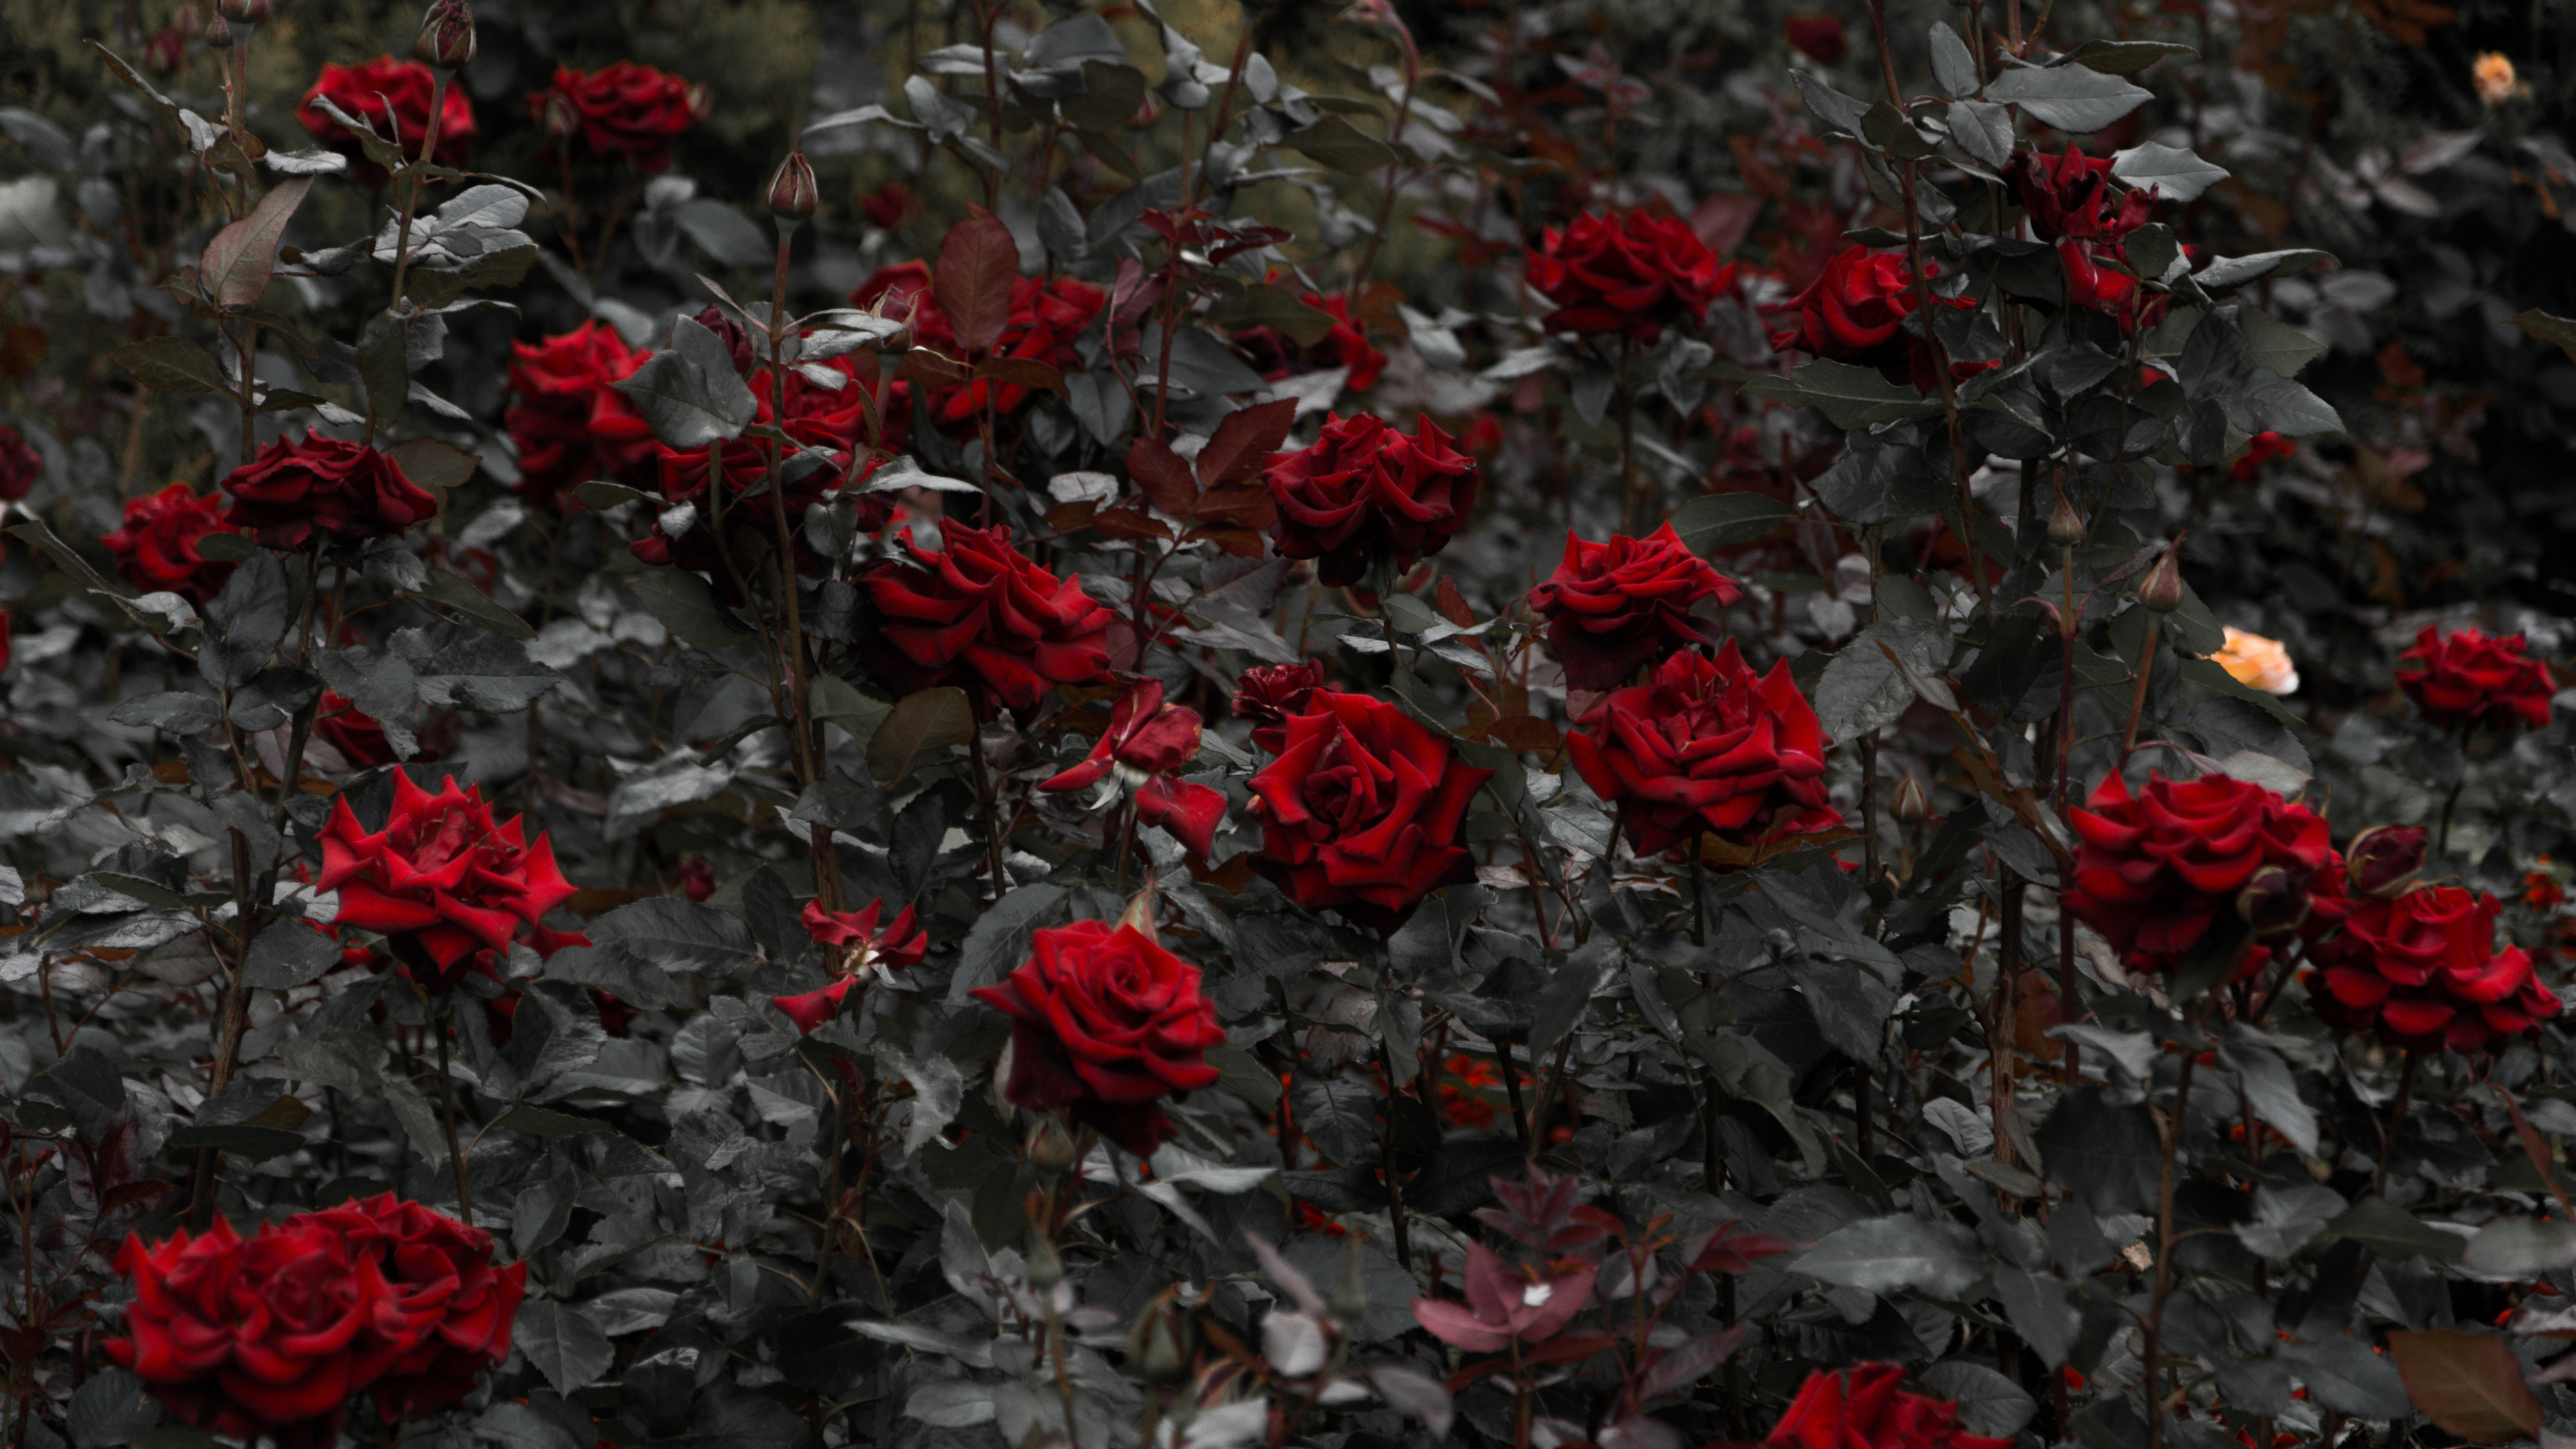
left=415, top=0, right=476, bottom=68
left=693, top=305, right=755, bottom=374
left=1028, top=1118, right=1079, bottom=1177
left=219, top=0, right=270, bottom=19
left=767, top=148, right=818, bottom=221
left=2137, top=547, right=2186, bottom=612
left=537, top=89, right=580, bottom=140
left=2347, top=824, right=2428, bottom=898
left=2237, top=865, right=2312, bottom=938
left=1330, top=1244, right=1370, bottom=1328
left=1025, top=1230, right=1065, bottom=1291
left=1890, top=773, right=1930, bottom=824
left=205, top=14, right=233, bottom=47
left=2048, top=489, right=2083, bottom=547
left=175, top=5, right=205, bottom=38
left=1126, top=1291, right=1192, bottom=1385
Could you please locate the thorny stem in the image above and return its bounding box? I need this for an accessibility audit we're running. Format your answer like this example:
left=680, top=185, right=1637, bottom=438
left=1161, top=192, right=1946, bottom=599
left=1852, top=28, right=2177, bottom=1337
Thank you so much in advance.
left=1498, top=1038, right=1530, bottom=1143
left=385, top=68, right=453, bottom=333
left=436, top=1002, right=472, bottom=1219
left=2119, top=616, right=2162, bottom=766
left=186, top=825, right=260, bottom=1230
left=2141, top=1041, right=2198, bottom=1449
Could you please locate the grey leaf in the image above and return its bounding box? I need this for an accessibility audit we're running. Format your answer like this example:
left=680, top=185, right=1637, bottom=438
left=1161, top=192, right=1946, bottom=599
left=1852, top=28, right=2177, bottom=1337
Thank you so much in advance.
left=67, top=1368, right=158, bottom=1449
left=1983, top=63, right=2151, bottom=132
left=242, top=920, right=341, bottom=990
left=1921, top=1362, right=2038, bottom=1437
left=949, top=883, right=1067, bottom=1004
left=613, top=317, right=757, bottom=449
left=1796, top=1215, right=1985, bottom=1299
left=2112, top=142, right=2231, bottom=202
left=2279, top=1332, right=2410, bottom=1418
left=2218, top=1038, right=2317, bottom=1156
left=590, top=898, right=761, bottom=977
left=1927, top=24, right=1981, bottom=99
left=516, top=1300, right=615, bottom=1398
left=107, top=692, right=220, bottom=736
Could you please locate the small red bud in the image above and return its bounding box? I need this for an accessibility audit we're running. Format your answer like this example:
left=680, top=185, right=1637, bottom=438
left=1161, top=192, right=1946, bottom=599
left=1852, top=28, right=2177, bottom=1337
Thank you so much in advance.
left=203, top=13, right=233, bottom=48
left=415, top=0, right=476, bottom=67
left=1889, top=773, right=1930, bottom=824
left=2047, top=489, right=2083, bottom=548
left=2137, top=547, right=2186, bottom=613
left=537, top=90, right=580, bottom=140
left=766, top=149, right=818, bottom=221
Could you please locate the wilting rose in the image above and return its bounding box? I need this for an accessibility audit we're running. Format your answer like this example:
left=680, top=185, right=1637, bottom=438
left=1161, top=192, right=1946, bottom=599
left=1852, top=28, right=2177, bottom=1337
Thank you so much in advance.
left=2063, top=771, right=2347, bottom=976
left=1765, top=1363, right=2016, bottom=1449
left=298, top=57, right=476, bottom=187
left=849, top=262, right=1106, bottom=425
left=1566, top=643, right=1841, bottom=858
left=101, top=483, right=240, bottom=604
left=2395, top=625, right=2557, bottom=733
left=2212, top=627, right=2298, bottom=696
left=1232, top=659, right=1326, bottom=755
left=859, top=523, right=1114, bottom=716
left=1041, top=680, right=1228, bottom=858
left=1247, top=690, right=1493, bottom=931
left=220, top=431, right=440, bottom=550
left=2346, top=824, right=2428, bottom=898
left=772, top=899, right=929, bottom=1033
left=1528, top=210, right=1733, bottom=338
left=1529, top=523, right=1743, bottom=690
left=531, top=62, right=706, bottom=171
left=305, top=1195, right=526, bottom=1420
left=504, top=321, right=658, bottom=515
left=106, top=1216, right=393, bottom=1449
left=2231, top=430, right=2296, bottom=481
left=318, top=772, right=578, bottom=990
left=1768, top=246, right=1978, bottom=389
left=2309, top=885, right=2565, bottom=1053
left=1232, top=286, right=1385, bottom=392
left=970, top=919, right=1225, bottom=1155
left=1784, top=13, right=1849, bottom=62
left=2010, top=148, right=2156, bottom=242
left=0, top=424, right=39, bottom=500
left=1264, top=413, right=1479, bottom=590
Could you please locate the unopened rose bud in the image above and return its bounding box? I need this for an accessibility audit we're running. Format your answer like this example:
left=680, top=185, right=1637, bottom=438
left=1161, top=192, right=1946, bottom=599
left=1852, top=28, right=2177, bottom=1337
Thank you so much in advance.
left=174, top=5, right=205, bottom=37
left=2236, top=865, right=2312, bottom=938
left=2137, top=547, right=2186, bottom=613
left=694, top=305, right=755, bottom=375
left=1889, top=773, right=1929, bottom=824
left=687, top=82, right=715, bottom=122
left=204, top=13, right=233, bottom=47
left=2347, top=824, right=2428, bottom=898
left=219, top=0, right=270, bottom=19
left=1028, top=1118, right=1079, bottom=1176
left=767, top=148, right=818, bottom=221
left=415, top=0, right=476, bottom=68
left=2048, top=490, right=2083, bottom=548
left=538, top=90, right=580, bottom=140
left=1026, top=1229, right=1065, bottom=1291
left=1126, top=1291, right=1191, bottom=1385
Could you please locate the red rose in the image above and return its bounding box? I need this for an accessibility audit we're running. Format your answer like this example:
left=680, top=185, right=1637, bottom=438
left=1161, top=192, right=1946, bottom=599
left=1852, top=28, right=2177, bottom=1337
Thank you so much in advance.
left=504, top=321, right=659, bottom=515
left=861, top=182, right=920, bottom=231
left=220, top=430, right=440, bottom=550
left=1528, top=210, right=1733, bottom=339
left=305, top=1195, right=526, bottom=1421
left=317, top=772, right=578, bottom=990
left=1246, top=690, right=1493, bottom=931
left=2309, top=885, right=2564, bottom=1053
left=1263, top=413, right=1479, bottom=590
left=1784, top=13, right=1849, bottom=62
left=859, top=523, right=1114, bottom=716
left=101, top=482, right=240, bottom=604
left=1768, top=246, right=1978, bottom=390
left=849, top=262, right=1105, bottom=426
left=969, top=918, right=1225, bottom=1155
left=0, top=424, right=40, bottom=500
left=1231, top=288, right=1386, bottom=392
left=298, top=57, right=476, bottom=188
left=1766, top=1364, right=2016, bottom=1449
left=1232, top=659, right=1326, bottom=755
left=1041, top=680, right=1229, bottom=858
left=2059, top=239, right=2168, bottom=336
left=105, top=1216, right=395, bottom=1448
left=2009, top=147, right=2156, bottom=242
left=2062, top=771, right=2345, bottom=976
left=310, top=690, right=455, bottom=770
left=772, top=899, right=929, bottom=1033
left=2345, top=823, right=2428, bottom=898
left=2231, top=430, right=2296, bottom=481
left=2396, top=625, right=2556, bottom=733
left=629, top=352, right=905, bottom=584
left=1566, top=643, right=1841, bottom=858
left=1529, top=523, right=1743, bottom=690
left=532, top=62, right=705, bottom=172
left=676, top=857, right=716, bottom=901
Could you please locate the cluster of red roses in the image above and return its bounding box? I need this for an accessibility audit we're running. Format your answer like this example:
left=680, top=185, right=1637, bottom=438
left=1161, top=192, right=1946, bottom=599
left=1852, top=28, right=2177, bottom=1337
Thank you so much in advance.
left=1764, top=1363, right=2017, bottom=1449
left=2009, top=148, right=2170, bottom=334
left=2396, top=624, right=2559, bottom=733
left=2310, top=877, right=2564, bottom=1053
left=98, top=433, right=439, bottom=610
left=298, top=56, right=704, bottom=186
left=108, top=1196, right=525, bottom=1448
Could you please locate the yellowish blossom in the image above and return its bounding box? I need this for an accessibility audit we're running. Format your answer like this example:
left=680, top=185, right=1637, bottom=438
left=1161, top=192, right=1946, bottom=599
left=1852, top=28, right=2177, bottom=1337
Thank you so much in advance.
left=2475, top=52, right=2525, bottom=107
left=2214, top=627, right=2300, bottom=696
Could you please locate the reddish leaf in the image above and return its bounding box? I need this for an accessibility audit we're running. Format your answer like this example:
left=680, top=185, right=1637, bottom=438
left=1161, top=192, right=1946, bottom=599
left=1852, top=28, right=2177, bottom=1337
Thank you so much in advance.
left=1411, top=1297, right=1510, bottom=1353
left=1686, top=1220, right=1806, bottom=1273
left=1194, top=397, right=1299, bottom=488
left=1489, top=716, right=1563, bottom=754
left=1182, top=525, right=1269, bottom=557
left=1126, top=437, right=1198, bottom=517
left=1089, top=507, right=1173, bottom=543
left=1044, top=500, right=1102, bottom=532
left=899, top=347, right=974, bottom=388
left=1190, top=483, right=1278, bottom=532
left=1436, top=574, right=1477, bottom=629
left=974, top=356, right=1067, bottom=395
left=201, top=176, right=315, bottom=311
left=934, top=207, right=1020, bottom=356
left=2387, top=1329, right=2540, bottom=1443
left=1636, top=1326, right=1746, bottom=1402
